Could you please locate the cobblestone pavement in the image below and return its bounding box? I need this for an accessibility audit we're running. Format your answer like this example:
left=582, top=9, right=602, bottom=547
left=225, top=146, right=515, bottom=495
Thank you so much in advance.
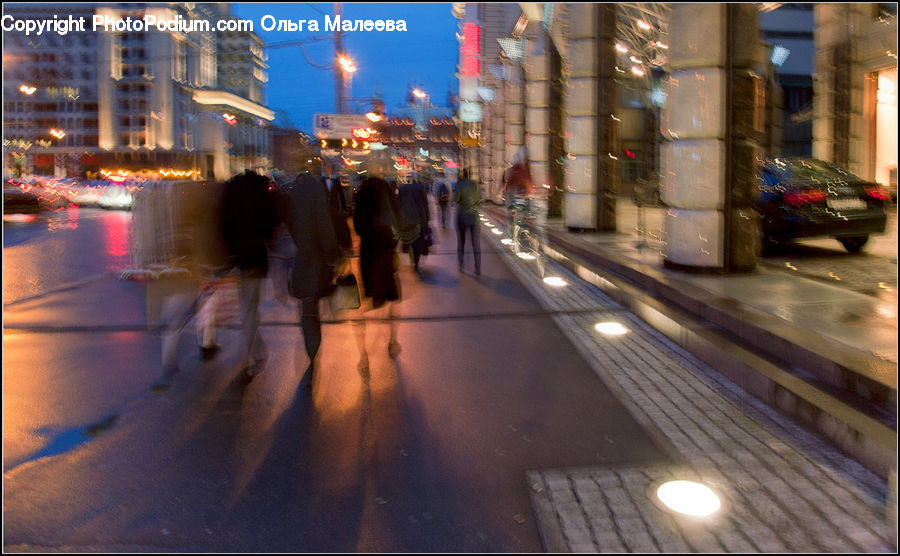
left=478, top=213, right=896, bottom=553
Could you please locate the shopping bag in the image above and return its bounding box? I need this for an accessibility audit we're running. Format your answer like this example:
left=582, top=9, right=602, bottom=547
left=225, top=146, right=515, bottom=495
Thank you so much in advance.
left=330, top=272, right=360, bottom=312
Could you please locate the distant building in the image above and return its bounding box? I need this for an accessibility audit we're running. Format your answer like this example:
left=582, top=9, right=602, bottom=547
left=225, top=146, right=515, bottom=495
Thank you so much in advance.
left=2, top=2, right=273, bottom=180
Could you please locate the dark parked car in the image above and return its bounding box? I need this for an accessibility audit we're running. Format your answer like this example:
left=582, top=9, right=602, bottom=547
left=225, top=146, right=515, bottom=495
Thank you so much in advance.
left=4, top=181, right=41, bottom=214
left=756, top=158, right=890, bottom=253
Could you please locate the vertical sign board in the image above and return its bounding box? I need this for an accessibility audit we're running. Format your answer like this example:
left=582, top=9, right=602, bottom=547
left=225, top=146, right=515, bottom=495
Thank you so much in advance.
left=461, top=23, right=482, bottom=77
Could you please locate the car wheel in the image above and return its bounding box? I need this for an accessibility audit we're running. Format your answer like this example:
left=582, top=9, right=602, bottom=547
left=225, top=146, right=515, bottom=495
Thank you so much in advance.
left=838, top=235, right=868, bottom=253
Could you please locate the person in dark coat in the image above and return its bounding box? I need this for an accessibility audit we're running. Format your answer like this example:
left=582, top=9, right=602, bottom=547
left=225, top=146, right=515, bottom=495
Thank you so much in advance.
left=222, top=170, right=279, bottom=379
left=397, top=179, right=431, bottom=271
left=454, top=168, right=483, bottom=275
left=353, top=176, right=401, bottom=357
left=282, top=173, right=342, bottom=383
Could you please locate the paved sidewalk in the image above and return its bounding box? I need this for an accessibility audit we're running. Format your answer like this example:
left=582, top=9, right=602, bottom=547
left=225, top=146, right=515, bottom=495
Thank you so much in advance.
left=477, top=209, right=896, bottom=552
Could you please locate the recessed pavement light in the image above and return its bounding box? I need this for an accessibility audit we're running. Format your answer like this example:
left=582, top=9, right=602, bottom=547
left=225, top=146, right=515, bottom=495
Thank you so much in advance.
left=491, top=228, right=502, bottom=235
left=501, top=238, right=514, bottom=245
left=516, top=252, right=536, bottom=260
left=594, top=322, right=628, bottom=335
left=655, top=480, right=722, bottom=517
left=483, top=222, right=495, bottom=227
left=543, top=276, right=567, bottom=287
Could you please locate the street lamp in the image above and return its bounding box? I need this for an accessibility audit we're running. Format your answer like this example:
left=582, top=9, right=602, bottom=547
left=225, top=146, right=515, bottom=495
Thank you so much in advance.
left=19, top=84, right=36, bottom=95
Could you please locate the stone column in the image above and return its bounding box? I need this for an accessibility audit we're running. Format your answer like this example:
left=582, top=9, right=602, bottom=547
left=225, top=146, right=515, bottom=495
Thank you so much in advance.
left=563, top=3, right=617, bottom=230
left=662, top=3, right=760, bottom=271
left=524, top=23, right=551, bottom=214
left=490, top=82, right=506, bottom=203
left=505, top=59, right=525, bottom=174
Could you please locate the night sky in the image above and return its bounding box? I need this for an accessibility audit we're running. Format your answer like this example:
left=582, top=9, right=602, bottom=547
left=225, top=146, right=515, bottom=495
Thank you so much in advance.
left=230, top=3, right=460, bottom=132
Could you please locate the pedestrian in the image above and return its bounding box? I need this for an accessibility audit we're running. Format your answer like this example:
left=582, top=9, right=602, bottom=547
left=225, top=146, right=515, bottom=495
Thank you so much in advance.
left=397, top=178, right=431, bottom=271
left=221, top=169, right=279, bottom=381
left=436, top=175, right=451, bottom=229
left=454, top=168, right=482, bottom=275
left=281, top=172, right=342, bottom=387
left=147, top=179, right=227, bottom=390
left=353, top=176, right=401, bottom=357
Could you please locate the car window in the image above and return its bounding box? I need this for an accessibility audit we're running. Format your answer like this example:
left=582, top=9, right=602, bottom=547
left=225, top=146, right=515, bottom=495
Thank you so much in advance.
left=769, top=159, right=861, bottom=182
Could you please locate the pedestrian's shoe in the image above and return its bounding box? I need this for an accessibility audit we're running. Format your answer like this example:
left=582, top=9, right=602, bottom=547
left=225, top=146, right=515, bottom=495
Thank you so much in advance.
left=200, top=344, right=219, bottom=361
left=240, top=357, right=264, bottom=383
left=388, top=340, right=401, bottom=359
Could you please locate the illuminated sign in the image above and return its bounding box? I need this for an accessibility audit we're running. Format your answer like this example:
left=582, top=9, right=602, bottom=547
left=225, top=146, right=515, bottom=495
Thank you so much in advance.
left=351, top=127, right=377, bottom=139
left=459, top=101, right=482, bottom=123
left=461, top=22, right=481, bottom=77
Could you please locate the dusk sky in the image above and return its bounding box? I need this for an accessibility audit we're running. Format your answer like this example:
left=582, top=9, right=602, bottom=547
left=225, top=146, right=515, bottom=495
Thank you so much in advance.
left=230, top=3, right=460, bottom=133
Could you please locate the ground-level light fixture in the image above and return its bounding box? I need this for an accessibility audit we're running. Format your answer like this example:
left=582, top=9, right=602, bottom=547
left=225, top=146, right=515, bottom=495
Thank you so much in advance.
left=543, top=276, right=567, bottom=287
left=594, top=322, right=628, bottom=335
left=654, top=480, right=722, bottom=517
left=491, top=228, right=502, bottom=235
left=517, top=252, right=536, bottom=260
left=501, top=238, right=514, bottom=246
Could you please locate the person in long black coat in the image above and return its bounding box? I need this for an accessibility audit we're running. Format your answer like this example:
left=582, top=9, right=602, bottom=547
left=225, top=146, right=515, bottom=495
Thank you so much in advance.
left=352, top=176, right=402, bottom=358
left=222, top=170, right=279, bottom=378
left=282, top=172, right=342, bottom=381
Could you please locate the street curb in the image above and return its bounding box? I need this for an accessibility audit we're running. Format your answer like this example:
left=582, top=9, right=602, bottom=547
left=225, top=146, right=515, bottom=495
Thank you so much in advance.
left=482, top=205, right=897, bottom=479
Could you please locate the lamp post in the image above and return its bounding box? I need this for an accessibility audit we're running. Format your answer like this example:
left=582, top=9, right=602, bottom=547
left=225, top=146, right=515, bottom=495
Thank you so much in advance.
left=337, top=55, right=356, bottom=113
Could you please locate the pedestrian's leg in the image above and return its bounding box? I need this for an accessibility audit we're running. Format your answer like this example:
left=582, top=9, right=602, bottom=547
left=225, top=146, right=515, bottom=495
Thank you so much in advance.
left=457, top=220, right=466, bottom=271
left=470, top=222, right=481, bottom=275
left=300, top=295, right=322, bottom=366
left=388, top=301, right=400, bottom=358
left=238, top=272, right=264, bottom=371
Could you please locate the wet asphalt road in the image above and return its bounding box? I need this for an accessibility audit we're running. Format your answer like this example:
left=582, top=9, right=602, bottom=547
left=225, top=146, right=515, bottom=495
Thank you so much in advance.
left=3, top=206, right=667, bottom=552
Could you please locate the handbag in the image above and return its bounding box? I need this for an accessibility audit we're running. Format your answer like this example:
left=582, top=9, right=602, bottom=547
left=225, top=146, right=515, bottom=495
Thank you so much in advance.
left=330, top=259, right=360, bottom=312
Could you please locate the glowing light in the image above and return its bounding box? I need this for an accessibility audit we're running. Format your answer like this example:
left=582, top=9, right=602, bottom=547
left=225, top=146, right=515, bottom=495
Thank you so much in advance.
left=491, top=228, right=502, bottom=235
left=637, top=19, right=652, bottom=31
left=655, top=41, right=668, bottom=49
left=543, top=276, right=567, bottom=287
left=222, top=113, right=237, bottom=125
left=615, top=43, right=627, bottom=53
left=365, top=112, right=383, bottom=122
left=594, top=322, right=628, bottom=335
left=630, top=56, right=643, bottom=64
left=501, top=238, right=514, bottom=245
left=49, top=128, right=66, bottom=139
left=19, top=84, right=36, bottom=95
left=631, top=66, right=645, bottom=77
left=338, top=56, right=356, bottom=73
left=352, top=128, right=377, bottom=139
left=516, top=252, right=536, bottom=260
left=412, top=88, right=427, bottom=99
left=656, top=481, right=722, bottom=517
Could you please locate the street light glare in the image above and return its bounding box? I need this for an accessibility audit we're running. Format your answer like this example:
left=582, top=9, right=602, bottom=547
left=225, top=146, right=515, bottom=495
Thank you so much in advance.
left=412, top=88, right=427, bottom=98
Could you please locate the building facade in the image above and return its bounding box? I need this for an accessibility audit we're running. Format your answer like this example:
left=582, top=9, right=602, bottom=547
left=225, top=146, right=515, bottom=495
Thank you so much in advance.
left=455, top=2, right=897, bottom=272
left=3, top=2, right=273, bottom=181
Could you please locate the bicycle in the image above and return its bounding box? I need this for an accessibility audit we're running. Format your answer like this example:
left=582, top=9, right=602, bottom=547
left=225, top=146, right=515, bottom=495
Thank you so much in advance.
left=509, top=193, right=546, bottom=278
